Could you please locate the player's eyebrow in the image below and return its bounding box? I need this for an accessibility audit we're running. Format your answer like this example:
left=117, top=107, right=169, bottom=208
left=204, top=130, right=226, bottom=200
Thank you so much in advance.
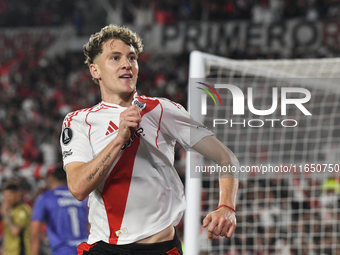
left=109, top=51, right=122, bottom=55
left=109, top=51, right=137, bottom=56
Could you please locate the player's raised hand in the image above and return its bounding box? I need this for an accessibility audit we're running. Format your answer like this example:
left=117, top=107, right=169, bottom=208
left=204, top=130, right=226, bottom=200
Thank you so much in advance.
left=117, top=105, right=141, bottom=144
left=202, top=206, right=236, bottom=240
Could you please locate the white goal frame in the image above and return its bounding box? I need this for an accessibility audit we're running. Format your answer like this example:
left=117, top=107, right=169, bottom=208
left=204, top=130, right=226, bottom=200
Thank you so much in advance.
left=184, top=51, right=206, bottom=255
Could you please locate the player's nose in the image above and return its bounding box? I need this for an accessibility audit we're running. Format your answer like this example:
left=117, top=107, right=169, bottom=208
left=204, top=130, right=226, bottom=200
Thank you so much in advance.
left=120, top=56, right=132, bottom=69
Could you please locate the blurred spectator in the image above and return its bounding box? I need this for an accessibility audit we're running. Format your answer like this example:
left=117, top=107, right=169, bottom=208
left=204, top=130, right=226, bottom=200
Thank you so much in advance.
left=1, top=180, right=32, bottom=255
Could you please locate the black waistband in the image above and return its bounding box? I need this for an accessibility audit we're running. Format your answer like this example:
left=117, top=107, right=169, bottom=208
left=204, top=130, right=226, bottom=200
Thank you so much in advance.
left=96, top=231, right=181, bottom=253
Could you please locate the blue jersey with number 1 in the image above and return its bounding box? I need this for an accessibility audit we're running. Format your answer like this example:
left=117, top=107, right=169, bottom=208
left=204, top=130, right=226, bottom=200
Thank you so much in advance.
left=32, top=185, right=88, bottom=255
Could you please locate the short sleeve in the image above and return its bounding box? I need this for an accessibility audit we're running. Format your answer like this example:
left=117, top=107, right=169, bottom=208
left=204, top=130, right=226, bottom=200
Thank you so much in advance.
left=60, top=111, right=93, bottom=166
left=13, top=206, right=31, bottom=227
left=159, top=99, right=214, bottom=150
left=31, top=195, right=47, bottom=222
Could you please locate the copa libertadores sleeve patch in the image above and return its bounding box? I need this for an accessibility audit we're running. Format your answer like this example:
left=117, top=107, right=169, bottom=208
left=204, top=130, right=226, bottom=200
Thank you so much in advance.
left=62, top=127, right=73, bottom=145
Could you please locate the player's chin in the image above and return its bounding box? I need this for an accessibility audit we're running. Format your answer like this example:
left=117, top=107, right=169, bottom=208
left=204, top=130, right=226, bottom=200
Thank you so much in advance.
left=120, top=80, right=136, bottom=91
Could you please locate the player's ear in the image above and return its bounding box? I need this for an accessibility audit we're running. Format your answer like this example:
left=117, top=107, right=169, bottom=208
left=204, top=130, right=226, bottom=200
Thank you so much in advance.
left=90, top=63, right=101, bottom=80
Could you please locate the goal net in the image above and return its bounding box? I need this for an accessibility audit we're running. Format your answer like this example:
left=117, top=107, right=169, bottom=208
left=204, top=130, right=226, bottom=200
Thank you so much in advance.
left=184, top=51, right=340, bottom=255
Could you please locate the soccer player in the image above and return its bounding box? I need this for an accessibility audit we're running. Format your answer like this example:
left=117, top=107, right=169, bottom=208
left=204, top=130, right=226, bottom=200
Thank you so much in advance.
left=60, top=24, right=239, bottom=254
left=30, top=163, right=88, bottom=255
left=1, top=181, right=32, bottom=255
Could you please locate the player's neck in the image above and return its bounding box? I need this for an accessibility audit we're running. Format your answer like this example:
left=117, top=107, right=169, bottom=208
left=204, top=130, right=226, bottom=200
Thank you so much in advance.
left=102, top=93, right=134, bottom=107
left=50, top=181, right=67, bottom=189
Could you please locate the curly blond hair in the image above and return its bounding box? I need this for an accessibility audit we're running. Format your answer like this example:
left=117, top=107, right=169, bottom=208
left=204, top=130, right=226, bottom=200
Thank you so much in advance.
left=83, top=24, right=144, bottom=84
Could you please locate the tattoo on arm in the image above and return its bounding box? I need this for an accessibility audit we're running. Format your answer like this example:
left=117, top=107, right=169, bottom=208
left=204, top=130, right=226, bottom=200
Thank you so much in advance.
left=87, top=153, right=111, bottom=182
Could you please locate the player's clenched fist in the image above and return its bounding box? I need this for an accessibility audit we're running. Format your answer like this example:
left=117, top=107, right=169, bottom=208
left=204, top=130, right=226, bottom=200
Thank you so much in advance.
left=116, top=105, right=141, bottom=144
left=202, top=207, right=236, bottom=240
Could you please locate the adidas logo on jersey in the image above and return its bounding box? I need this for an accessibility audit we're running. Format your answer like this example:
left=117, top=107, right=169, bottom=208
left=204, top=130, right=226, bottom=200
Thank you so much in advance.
left=105, top=121, right=118, bottom=136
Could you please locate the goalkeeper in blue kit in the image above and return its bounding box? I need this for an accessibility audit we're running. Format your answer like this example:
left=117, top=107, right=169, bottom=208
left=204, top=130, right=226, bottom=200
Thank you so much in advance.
left=30, top=163, right=88, bottom=255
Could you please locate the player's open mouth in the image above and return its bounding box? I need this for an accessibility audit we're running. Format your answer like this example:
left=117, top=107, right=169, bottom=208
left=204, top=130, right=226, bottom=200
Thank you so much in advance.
left=119, top=74, right=133, bottom=79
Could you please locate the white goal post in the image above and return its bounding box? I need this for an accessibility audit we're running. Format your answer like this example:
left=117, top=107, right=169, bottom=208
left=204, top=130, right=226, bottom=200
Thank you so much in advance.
left=184, top=51, right=340, bottom=255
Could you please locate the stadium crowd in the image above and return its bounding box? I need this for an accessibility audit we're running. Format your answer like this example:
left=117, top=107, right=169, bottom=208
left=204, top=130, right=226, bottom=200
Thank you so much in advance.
left=1, top=0, right=340, bottom=254
left=1, top=0, right=340, bottom=29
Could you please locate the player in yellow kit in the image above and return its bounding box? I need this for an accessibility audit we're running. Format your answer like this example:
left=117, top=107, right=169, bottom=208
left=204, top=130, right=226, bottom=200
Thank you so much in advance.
left=1, top=181, right=31, bottom=255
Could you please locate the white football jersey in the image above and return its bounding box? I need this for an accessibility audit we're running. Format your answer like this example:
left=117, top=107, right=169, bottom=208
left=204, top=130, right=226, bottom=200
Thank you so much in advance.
left=60, top=93, right=213, bottom=245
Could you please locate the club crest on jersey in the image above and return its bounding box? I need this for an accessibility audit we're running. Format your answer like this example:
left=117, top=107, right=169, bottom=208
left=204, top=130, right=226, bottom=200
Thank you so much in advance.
left=132, top=98, right=146, bottom=110
left=121, top=127, right=144, bottom=150
left=62, top=127, right=73, bottom=145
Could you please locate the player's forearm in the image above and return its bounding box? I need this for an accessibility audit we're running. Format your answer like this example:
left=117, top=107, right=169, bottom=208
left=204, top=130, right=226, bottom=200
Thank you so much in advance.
left=192, top=136, right=239, bottom=208
left=30, top=221, right=41, bottom=255
left=219, top=177, right=238, bottom=209
left=66, top=137, right=126, bottom=201
left=30, top=241, right=39, bottom=255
